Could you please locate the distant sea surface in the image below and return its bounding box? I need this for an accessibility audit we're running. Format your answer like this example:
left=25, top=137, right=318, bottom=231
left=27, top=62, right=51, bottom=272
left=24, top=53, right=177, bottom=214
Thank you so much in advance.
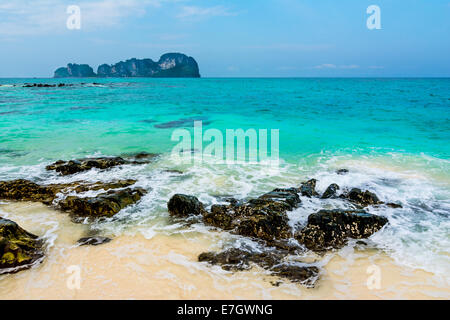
left=0, top=78, right=449, bottom=297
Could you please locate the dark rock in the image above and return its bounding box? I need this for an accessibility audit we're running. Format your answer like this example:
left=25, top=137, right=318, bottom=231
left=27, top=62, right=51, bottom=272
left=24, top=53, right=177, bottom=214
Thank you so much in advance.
left=300, top=179, right=319, bottom=197
left=0, top=217, right=44, bottom=274
left=336, top=169, right=349, bottom=175
left=77, top=236, right=112, bottom=246
left=345, top=188, right=382, bottom=207
left=321, top=183, right=340, bottom=199
left=386, top=202, right=403, bottom=209
left=59, top=188, right=146, bottom=218
left=271, top=263, right=319, bottom=285
left=167, top=194, right=206, bottom=217
left=54, top=63, right=96, bottom=78
left=46, top=157, right=127, bottom=176
left=297, top=209, right=388, bottom=251
left=126, top=152, right=159, bottom=164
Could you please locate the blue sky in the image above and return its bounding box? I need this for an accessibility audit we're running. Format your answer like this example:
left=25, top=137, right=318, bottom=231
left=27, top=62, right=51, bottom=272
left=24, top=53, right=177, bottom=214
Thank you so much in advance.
left=0, top=0, right=449, bottom=77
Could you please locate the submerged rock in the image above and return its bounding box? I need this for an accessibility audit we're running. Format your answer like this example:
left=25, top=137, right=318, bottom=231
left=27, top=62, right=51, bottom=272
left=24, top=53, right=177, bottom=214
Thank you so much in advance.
left=336, top=169, right=349, bottom=175
left=0, top=217, right=44, bottom=274
left=300, top=179, right=319, bottom=197
left=198, top=248, right=319, bottom=286
left=59, top=188, right=146, bottom=218
left=321, top=183, right=340, bottom=199
left=297, top=209, right=388, bottom=251
left=386, top=202, right=403, bottom=209
left=77, top=236, right=112, bottom=246
left=344, top=188, right=382, bottom=207
left=167, top=194, right=207, bottom=217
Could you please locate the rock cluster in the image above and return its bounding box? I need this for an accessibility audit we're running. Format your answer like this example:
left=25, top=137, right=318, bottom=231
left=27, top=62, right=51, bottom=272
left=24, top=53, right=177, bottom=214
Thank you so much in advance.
left=168, top=177, right=396, bottom=286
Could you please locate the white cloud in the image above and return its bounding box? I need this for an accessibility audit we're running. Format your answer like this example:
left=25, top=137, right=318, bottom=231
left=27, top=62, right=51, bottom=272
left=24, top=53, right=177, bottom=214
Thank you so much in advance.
left=313, top=64, right=359, bottom=69
left=313, top=64, right=337, bottom=69
left=177, top=5, right=238, bottom=19
left=0, top=0, right=163, bottom=36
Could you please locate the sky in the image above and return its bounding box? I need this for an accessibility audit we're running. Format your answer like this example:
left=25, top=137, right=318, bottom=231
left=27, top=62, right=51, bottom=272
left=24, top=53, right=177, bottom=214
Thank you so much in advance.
left=0, top=0, right=449, bottom=77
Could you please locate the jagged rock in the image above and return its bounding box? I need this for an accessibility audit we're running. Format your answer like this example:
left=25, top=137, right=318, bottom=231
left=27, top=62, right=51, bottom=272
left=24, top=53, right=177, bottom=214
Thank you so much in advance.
left=46, top=157, right=127, bottom=176
left=0, top=217, right=44, bottom=274
left=344, top=188, right=382, bottom=207
left=297, top=209, right=388, bottom=251
left=167, top=194, right=206, bottom=217
left=77, top=236, right=112, bottom=246
left=321, top=183, right=340, bottom=199
left=300, top=179, right=319, bottom=197
left=59, top=188, right=146, bottom=218
left=198, top=248, right=319, bottom=286
left=54, top=63, right=96, bottom=78
left=336, top=169, right=349, bottom=175
left=201, top=188, right=300, bottom=241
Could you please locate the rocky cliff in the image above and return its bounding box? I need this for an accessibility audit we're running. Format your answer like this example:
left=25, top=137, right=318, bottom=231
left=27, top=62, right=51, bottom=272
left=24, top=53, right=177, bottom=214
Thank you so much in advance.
left=54, top=53, right=200, bottom=78
left=54, top=63, right=96, bottom=78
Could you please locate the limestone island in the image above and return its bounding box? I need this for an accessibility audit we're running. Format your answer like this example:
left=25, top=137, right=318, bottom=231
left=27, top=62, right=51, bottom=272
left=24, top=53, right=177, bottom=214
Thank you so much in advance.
left=54, top=53, right=200, bottom=78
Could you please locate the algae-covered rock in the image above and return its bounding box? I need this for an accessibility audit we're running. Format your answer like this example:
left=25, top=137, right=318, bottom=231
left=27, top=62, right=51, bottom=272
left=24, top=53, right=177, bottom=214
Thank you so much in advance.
left=0, top=217, right=44, bottom=274
left=59, top=188, right=146, bottom=218
left=297, top=209, right=388, bottom=251
left=344, top=188, right=382, bottom=207
left=0, top=179, right=59, bottom=205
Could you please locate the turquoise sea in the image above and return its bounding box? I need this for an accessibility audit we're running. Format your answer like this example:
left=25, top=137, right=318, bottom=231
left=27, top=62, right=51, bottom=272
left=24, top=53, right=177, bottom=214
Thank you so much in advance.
left=0, top=78, right=449, bottom=292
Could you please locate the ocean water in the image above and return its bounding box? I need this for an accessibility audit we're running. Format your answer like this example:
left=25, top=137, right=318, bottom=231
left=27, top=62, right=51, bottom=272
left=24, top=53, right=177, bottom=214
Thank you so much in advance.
left=0, top=78, right=449, bottom=289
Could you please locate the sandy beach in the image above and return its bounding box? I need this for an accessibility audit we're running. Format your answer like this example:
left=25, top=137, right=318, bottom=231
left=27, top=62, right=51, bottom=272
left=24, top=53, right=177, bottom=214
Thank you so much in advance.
left=1, top=201, right=447, bottom=300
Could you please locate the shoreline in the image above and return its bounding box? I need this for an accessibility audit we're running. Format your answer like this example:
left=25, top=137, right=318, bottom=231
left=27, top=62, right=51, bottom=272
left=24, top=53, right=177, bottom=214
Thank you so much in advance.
left=1, top=201, right=448, bottom=300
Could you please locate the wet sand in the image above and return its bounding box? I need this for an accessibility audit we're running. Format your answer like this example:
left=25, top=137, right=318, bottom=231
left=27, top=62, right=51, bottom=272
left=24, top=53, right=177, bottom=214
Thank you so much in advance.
left=0, top=202, right=448, bottom=300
